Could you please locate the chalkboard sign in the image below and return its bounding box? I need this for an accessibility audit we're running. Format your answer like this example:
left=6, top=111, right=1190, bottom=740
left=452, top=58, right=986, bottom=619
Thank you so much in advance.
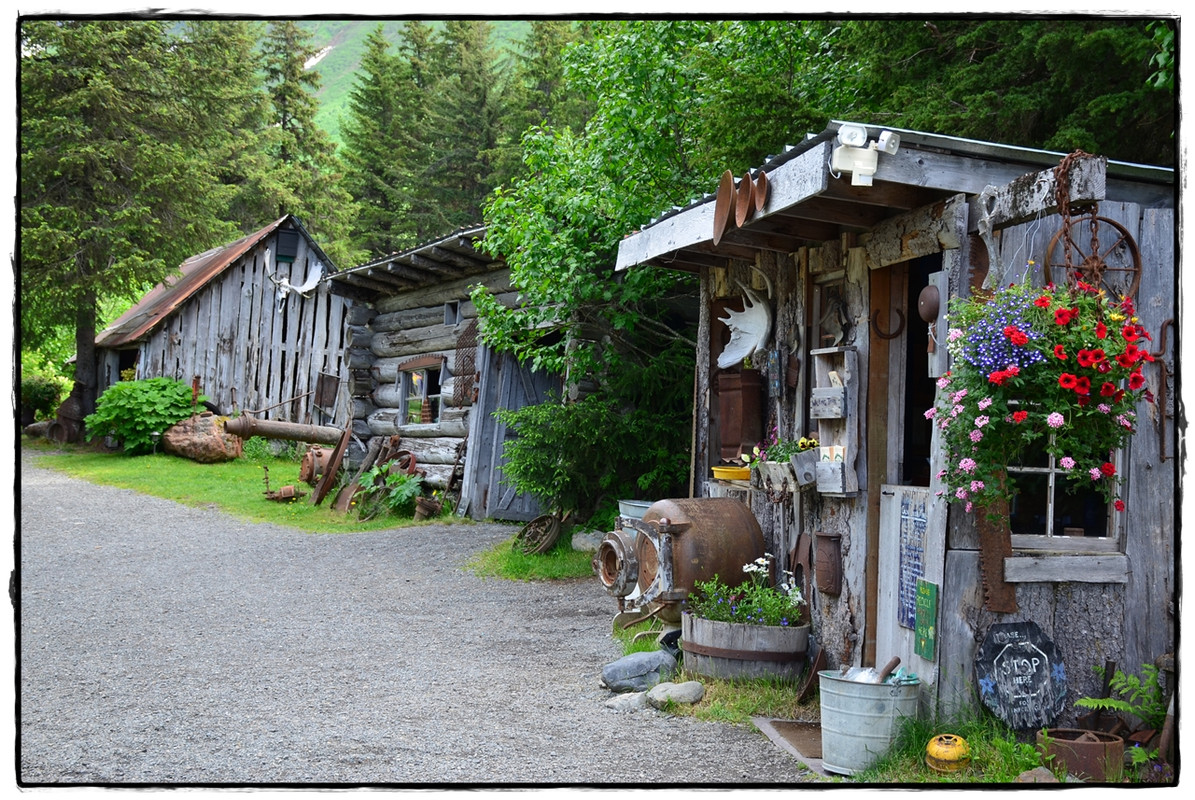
left=914, top=579, right=937, bottom=661
left=974, top=621, right=1067, bottom=730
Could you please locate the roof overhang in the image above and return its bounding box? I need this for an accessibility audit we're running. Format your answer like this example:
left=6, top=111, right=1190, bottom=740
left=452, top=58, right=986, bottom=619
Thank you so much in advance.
left=616, top=122, right=1174, bottom=273
left=330, top=225, right=502, bottom=301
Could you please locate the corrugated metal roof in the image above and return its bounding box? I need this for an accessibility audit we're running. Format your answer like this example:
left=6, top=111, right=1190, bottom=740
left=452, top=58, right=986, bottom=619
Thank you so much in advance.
left=329, top=224, right=501, bottom=298
left=95, top=215, right=329, bottom=348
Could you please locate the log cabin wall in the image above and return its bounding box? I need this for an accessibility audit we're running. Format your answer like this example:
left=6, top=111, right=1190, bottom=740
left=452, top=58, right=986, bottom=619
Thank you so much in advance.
left=348, top=268, right=517, bottom=491
left=130, top=231, right=348, bottom=426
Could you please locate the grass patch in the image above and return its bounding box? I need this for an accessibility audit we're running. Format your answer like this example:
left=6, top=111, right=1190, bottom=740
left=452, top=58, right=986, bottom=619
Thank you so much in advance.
left=20, top=437, right=454, bottom=533
left=853, top=708, right=1044, bottom=783
left=465, top=527, right=596, bottom=581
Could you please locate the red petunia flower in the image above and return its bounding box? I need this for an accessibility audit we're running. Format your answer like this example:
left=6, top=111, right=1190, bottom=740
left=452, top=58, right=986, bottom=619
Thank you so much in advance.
left=1096, top=321, right=1107, bottom=339
left=1011, top=331, right=1029, bottom=346
left=1100, top=382, right=1117, bottom=397
left=1059, top=373, right=1079, bottom=390
left=1115, top=499, right=1126, bottom=512
left=1054, top=344, right=1068, bottom=360
left=1075, top=377, right=1092, bottom=396
left=1122, top=325, right=1140, bottom=342
left=1077, top=349, right=1096, bottom=368
left=1116, top=351, right=1136, bottom=368
left=1012, top=410, right=1028, bottom=423
left=1097, top=361, right=1112, bottom=374
left=1100, top=462, right=1116, bottom=477
left=1055, top=308, right=1074, bottom=325
left=1034, top=295, right=1051, bottom=308
left=1129, top=371, right=1146, bottom=390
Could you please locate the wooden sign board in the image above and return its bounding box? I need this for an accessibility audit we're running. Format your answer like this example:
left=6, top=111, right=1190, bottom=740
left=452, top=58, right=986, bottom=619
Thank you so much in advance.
left=974, top=621, right=1067, bottom=730
left=914, top=579, right=937, bottom=661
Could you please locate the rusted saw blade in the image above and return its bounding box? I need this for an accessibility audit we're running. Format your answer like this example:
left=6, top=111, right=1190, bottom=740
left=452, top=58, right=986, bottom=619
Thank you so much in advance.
left=735, top=171, right=755, bottom=227
left=977, top=505, right=1018, bottom=613
left=713, top=169, right=736, bottom=246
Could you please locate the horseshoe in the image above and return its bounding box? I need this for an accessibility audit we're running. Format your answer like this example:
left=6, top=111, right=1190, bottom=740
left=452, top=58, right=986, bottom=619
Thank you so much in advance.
left=870, top=308, right=905, bottom=340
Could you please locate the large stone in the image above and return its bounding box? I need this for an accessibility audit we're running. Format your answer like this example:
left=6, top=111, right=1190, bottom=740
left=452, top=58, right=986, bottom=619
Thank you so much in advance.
left=162, top=413, right=243, bottom=463
left=604, top=692, right=649, bottom=713
left=646, top=680, right=705, bottom=709
left=600, top=650, right=677, bottom=693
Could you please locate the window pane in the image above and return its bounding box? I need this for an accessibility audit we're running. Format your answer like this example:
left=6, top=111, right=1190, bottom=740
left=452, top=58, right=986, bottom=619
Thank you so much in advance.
left=1010, top=436, right=1050, bottom=469
left=1053, top=484, right=1109, bottom=538
left=1009, top=473, right=1050, bottom=535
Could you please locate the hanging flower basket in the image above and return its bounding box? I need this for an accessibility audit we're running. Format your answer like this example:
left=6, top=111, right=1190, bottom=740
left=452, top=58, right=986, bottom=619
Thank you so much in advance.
left=930, top=274, right=1153, bottom=515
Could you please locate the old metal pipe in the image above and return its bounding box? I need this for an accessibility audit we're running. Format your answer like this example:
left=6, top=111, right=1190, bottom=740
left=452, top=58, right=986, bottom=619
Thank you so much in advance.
left=224, top=415, right=343, bottom=445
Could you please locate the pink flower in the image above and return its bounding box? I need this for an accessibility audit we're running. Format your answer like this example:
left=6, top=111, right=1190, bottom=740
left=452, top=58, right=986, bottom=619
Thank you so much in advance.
left=959, top=458, right=978, bottom=473
left=951, top=389, right=968, bottom=403
left=969, top=429, right=983, bottom=443
left=975, top=415, right=990, bottom=428
left=965, top=502, right=974, bottom=513
left=936, top=375, right=952, bottom=389
left=1090, top=467, right=1102, bottom=481
left=1060, top=457, right=1076, bottom=470
left=1097, top=403, right=1111, bottom=414
left=924, top=407, right=936, bottom=419
left=1047, top=412, right=1065, bottom=428
left=955, top=487, right=969, bottom=499
left=978, top=397, right=993, bottom=410
left=970, top=480, right=985, bottom=492
left=947, top=328, right=963, bottom=342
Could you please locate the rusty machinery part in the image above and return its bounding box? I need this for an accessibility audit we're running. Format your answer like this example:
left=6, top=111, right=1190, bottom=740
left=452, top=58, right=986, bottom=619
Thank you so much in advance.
left=513, top=514, right=561, bottom=555
left=926, top=734, right=972, bottom=773
left=595, top=528, right=640, bottom=597
left=261, top=465, right=306, bottom=503
left=604, top=498, right=765, bottom=625
left=224, top=414, right=343, bottom=446
left=1045, top=214, right=1142, bottom=301
left=870, top=307, right=905, bottom=340
left=299, top=445, right=333, bottom=486
left=309, top=423, right=352, bottom=506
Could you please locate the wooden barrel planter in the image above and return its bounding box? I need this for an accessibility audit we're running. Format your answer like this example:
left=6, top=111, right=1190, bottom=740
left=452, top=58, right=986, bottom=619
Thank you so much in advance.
left=681, top=613, right=810, bottom=681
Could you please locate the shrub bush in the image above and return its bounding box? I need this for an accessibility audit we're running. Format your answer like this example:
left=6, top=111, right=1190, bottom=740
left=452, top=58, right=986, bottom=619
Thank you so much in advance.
left=84, top=377, right=206, bottom=455
left=21, top=373, right=65, bottom=420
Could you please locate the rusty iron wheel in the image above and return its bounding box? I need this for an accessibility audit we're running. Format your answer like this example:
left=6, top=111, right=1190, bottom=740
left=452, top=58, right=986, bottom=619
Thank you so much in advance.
left=513, top=514, right=561, bottom=555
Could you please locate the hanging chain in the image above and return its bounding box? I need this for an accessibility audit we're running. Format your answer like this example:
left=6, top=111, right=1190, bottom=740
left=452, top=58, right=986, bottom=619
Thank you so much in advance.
left=1053, top=150, right=1104, bottom=285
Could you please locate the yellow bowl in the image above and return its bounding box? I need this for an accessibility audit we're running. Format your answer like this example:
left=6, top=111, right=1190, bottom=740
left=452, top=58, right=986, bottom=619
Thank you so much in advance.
left=712, top=466, right=751, bottom=481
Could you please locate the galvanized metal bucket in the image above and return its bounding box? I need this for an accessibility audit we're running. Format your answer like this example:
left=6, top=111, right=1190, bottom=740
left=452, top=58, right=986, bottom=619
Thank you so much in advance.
left=818, top=670, right=920, bottom=776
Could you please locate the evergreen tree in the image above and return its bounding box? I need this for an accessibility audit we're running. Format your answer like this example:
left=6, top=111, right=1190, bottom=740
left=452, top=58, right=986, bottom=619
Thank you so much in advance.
left=424, top=20, right=508, bottom=231
left=341, top=26, right=417, bottom=257
left=20, top=19, right=236, bottom=417
left=260, top=21, right=362, bottom=266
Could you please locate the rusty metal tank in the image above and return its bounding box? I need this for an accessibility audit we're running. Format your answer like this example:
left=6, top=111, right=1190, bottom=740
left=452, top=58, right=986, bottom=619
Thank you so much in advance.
left=595, top=497, right=765, bottom=624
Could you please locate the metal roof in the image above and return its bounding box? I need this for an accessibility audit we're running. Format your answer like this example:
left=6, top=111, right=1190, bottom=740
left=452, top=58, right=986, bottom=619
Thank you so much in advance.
left=95, top=215, right=331, bottom=348
left=328, top=224, right=501, bottom=299
left=616, top=121, right=1175, bottom=273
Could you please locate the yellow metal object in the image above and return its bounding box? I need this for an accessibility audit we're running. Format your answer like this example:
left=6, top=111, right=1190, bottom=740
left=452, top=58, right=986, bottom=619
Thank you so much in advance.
left=926, top=734, right=971, bottom=773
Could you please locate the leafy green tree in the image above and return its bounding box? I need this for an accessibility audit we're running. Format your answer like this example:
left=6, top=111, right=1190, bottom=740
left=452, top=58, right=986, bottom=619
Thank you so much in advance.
left=20, top=19, right=237, bottom=418
left=261, top=21, right=362, bottom=266
left=836, top=18, right=1174, bottom=166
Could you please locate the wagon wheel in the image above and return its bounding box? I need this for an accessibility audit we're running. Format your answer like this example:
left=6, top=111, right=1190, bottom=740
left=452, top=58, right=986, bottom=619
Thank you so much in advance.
left=1045, top=215, right=1142, bottom=302
left=513, top=513, right=562, bottom=555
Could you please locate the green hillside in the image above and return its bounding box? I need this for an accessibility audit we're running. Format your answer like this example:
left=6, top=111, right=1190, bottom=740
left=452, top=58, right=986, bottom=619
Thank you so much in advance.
left=296, top=19, right=531, bottom=144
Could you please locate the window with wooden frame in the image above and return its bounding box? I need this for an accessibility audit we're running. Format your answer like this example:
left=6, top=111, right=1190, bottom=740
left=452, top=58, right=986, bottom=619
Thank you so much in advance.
left=1007, top=434, right=1122, bottom=553
left=397, top=355, right=444, bottom=425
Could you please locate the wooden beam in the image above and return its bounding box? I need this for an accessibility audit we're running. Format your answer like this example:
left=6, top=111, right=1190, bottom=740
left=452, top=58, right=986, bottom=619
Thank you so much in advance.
left=1004, top=554, right=1129, bottom=583
left=865, top=194, right=967, bottom=268
left=967, top=154, right=1106, bottom=233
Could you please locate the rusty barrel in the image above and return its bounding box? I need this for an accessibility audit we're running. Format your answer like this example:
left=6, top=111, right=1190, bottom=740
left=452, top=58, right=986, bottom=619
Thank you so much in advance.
left=601, top=497, right=764, bottom=624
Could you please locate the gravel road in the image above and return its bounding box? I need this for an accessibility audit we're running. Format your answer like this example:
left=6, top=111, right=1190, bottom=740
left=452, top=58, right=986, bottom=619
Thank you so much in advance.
left=18, top=450, right=817, bottom=786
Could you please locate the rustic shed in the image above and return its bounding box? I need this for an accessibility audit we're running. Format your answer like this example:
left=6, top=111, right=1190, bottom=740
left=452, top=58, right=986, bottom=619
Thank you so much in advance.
left=329, top=225, right=560, bottom=521
left=615, top=122, right=1176, bottom=726
left=94, top=215, right=350, bottom=427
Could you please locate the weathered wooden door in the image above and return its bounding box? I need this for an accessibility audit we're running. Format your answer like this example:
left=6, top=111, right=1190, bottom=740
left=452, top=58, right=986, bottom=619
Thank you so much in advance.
left=459, top=342, right=559, bottom=521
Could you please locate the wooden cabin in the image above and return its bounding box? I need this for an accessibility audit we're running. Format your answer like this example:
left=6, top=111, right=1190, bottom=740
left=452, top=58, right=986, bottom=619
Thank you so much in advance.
left=615, top=122, right=1176, bottom=726
left=328, top=226, right=559, bottom=522
left=94, top=215, right=349, bottom=427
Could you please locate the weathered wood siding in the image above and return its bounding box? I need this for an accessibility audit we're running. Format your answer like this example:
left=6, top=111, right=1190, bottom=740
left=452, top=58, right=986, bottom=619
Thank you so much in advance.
left=134, top=234, right=348, bottom=426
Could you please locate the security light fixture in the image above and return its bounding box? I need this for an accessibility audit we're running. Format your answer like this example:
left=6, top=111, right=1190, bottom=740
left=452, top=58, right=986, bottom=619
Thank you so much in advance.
left=830, top=124, right=902, bottom=186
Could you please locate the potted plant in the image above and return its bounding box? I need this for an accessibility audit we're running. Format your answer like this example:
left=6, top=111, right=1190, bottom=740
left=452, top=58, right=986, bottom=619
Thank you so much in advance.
left=680, top=553, right=810, bottom=681
left=741, top=425, right=819, bottom=488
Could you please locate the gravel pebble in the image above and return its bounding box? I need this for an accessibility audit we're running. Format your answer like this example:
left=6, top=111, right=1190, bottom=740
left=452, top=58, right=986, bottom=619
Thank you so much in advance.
left=18, top=452, right=818, bottom=786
